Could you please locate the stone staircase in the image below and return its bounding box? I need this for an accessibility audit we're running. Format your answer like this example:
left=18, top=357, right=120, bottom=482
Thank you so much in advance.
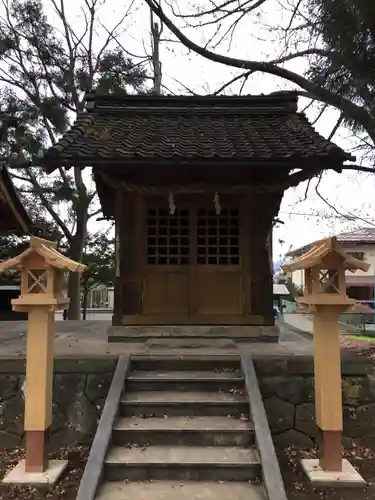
left=78, top=356, right=287, bottom=500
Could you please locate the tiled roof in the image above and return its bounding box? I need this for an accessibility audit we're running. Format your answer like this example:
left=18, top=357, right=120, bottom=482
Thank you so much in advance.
left=287, top=227, right=375, bottom=257
left=41, top=92, right=354, bottom=171
left=337, top=227, right=375, bottom=244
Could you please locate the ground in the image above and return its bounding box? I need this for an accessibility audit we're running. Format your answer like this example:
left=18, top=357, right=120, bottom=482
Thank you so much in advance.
left=341, top=337, right=375, bottom=360
left=0, top=446, right=89, bottom=500
left=0, top=315, right=374, bottom=498
left=0, top=444, right=374, bottom=499
left=279, top=444, right=375, bottom=500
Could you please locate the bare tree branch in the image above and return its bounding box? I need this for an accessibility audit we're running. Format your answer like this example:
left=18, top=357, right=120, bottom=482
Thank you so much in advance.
left=211, top=48, right=336, bottom=96
left=328, top=113, right=344, bottom=141
left=25, top=168, right=73, bottom=241
left=212, top=70, right=253, bottom=95
left=314, top=173, right=375, bottom=227
left=169, top=0, right=268, bottom=30
left=143, top=0, right=374, bottom=140
left=170, top=76, right=200, bottom=95
left=87, top=207, right=102, bottom=219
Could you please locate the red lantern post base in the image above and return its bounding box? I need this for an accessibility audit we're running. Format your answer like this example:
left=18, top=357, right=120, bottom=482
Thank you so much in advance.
left=25, top=430, right=48, bottom=473
left=319, top=430, right=342, bottom=472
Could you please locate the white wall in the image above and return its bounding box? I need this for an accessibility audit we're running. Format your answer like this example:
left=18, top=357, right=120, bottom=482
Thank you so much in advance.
left=107, top=287, right=114, bottom=309
left=343, top=245, right=375, bottom=277
left=289, top=269, right=305, bottom=289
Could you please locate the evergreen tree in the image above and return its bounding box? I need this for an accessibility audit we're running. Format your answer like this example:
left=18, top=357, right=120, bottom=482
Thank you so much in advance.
left=0, top=0, right=150, bottom=318
left=306, top=0, right=375, bottom=151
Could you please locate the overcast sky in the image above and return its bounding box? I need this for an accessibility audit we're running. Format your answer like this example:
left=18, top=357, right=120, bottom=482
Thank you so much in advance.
left=43, top=0, right=375, bottom=260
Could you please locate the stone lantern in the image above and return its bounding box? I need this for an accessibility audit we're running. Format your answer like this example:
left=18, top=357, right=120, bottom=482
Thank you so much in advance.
left=0, top=237, right=86, bottom=485
left=283, top=237, right=368, bottom=486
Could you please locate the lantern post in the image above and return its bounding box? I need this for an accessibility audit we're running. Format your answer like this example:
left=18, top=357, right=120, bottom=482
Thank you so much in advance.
left=1, top=237, right=86, bottom=486
left=283, top=237, right=367, bottom=486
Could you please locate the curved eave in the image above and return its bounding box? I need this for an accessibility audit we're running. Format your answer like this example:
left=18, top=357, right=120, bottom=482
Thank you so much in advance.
left=41, top=151, right=352, bottom=175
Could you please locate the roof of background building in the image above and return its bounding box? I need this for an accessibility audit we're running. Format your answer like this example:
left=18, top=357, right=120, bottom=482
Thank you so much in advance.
left=41, top=91, right=354, bottom=172
left=287, top=227, right=375, bottom=258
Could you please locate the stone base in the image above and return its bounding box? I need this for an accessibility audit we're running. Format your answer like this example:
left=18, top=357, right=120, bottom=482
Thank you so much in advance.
left=301, top=459, right=366, bottom=487
left=2, top=459, right=68, bottom=486
left=144, top=338, right=238, bottom=349
left=107, top=325, right=280, bottom=344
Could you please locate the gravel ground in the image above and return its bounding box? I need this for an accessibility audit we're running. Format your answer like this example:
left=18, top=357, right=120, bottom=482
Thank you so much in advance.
left=0, top=339, right=374, bottom=499
left=279, top=444, right=375, bottom=500
left=0, top=444, right=374, bottom=499
left=0, top=446, right=89, bottom=500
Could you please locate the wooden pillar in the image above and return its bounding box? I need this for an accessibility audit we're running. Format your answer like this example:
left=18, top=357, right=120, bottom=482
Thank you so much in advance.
left=112, top=191, right=123, bottom=326
left=248, top=221, right=274, bottom=324
left=120, top=194, right=142, bottom=321
left=247, top=190, right=283, bottom=325
left=313, top=310, right=343, bottom=471
left=24, top=308, right=54, bottom=473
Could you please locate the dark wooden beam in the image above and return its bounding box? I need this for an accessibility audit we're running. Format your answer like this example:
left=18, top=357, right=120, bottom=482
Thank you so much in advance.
left=247, top=191, right=283, bottom=324
left=118, top=194, right=143, bottom=319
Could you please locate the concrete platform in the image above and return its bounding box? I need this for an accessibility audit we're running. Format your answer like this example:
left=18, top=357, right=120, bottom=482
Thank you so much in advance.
left=301, top=459, right=367, bottom=487
left=96, top=481, right=267, bottom=500
left=2, top=459, right=68, bottom=486
left=0, top=318, right=313, bottom=358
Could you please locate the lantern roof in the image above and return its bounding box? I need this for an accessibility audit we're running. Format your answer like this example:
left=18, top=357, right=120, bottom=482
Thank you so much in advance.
left=0, top=237, right=86, bottom=273
left=282, top=237, right=370, bottom=273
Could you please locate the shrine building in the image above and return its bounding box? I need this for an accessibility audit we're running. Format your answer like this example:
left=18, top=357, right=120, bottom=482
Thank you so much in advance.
left=41, top=92, right=353, bottom=341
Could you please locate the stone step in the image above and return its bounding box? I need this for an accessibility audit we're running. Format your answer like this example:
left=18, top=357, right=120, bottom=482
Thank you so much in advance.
left=104, top=445, right=261, bottom=482
left=130, top=356, right=241, bottom=372
left=96, top=480, right=267, bottom=500
left=113, top=415, right=254, bottom=447
left=107, top=325, right=268, bottom=340
left=120, top=391, right=248, bottom=417
left=127, top=369, right=244, bottom=392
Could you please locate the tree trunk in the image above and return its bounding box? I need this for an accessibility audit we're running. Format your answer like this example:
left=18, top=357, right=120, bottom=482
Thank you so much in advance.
left=150, top=10, right=162, bottom=95
left=67, top=206, right=88, bottom=320
left=82, top=286, right=88, bottom=320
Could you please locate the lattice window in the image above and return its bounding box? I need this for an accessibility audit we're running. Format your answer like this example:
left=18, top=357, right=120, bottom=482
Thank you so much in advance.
left=27, top=269, right=48, bottom=293
left=320, top=269, right=339, bottom=293
left=147, top=208, right=190, bottom=265
left=197, top=208, right=240, bottom=265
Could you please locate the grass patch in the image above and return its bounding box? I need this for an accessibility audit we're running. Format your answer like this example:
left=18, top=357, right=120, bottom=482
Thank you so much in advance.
left=345, top=334, right=375, bottom=342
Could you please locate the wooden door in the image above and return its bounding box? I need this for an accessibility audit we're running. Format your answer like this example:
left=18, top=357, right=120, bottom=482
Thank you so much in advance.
left=142, top=200, right=243, bottom=321
left=142, top=206, right=190, bottom=315
left=192, top=207, right=243, bottom=316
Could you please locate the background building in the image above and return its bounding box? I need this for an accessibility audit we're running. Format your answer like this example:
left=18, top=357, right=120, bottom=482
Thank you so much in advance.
left=286, top=228, right=375, bottom=306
